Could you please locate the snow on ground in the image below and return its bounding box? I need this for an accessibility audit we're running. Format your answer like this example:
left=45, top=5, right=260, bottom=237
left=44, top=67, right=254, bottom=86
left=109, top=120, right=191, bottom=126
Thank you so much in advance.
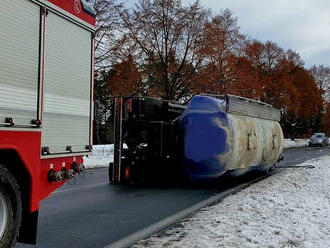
left=83, top=140, right=308, bottom=169
left=132, top=156, right=330, bottom=248
left=83, top=145, right=114, bottom=169
left=284, top=138, right=309, bottom=148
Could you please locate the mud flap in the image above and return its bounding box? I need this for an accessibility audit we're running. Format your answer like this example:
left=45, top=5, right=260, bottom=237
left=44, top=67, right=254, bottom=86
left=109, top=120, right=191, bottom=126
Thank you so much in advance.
left=17, top=211, right=39, bottom=244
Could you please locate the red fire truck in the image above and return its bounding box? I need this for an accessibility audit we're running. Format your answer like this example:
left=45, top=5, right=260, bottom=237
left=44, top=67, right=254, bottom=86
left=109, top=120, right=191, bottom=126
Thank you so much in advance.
left=0, top=0, right=95, bottom=246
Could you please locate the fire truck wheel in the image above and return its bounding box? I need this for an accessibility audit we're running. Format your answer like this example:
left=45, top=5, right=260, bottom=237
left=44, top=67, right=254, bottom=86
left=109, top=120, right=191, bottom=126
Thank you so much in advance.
left=0, top=164, right=22, bottom=248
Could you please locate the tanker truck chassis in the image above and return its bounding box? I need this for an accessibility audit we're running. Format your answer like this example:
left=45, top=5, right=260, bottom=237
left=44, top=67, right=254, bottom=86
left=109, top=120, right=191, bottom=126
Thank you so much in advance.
left=110, top=95, right=284, bottom=184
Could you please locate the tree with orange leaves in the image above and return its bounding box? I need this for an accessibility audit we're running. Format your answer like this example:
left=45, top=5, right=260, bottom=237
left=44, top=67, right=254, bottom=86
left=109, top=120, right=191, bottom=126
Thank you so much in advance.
left=267, top=50, right=323, bottom=136
left=93, top=56, right=141, bottom=143
left=195, top=9, right=245, bottom=95
left=107, top=55, right=142, bottom=97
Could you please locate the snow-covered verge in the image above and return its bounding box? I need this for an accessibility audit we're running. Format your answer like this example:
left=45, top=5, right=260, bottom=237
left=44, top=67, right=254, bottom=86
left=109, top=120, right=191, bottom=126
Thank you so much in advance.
left=284, top=138, right=309, bottom=148
left=132, top=156, right=330, bottom=248
left=83, top=145, right=114, bottom=169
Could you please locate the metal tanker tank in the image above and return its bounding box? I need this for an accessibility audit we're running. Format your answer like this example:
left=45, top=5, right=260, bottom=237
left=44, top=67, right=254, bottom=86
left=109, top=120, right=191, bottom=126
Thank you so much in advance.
left=179, top=94, right=284, bottom=181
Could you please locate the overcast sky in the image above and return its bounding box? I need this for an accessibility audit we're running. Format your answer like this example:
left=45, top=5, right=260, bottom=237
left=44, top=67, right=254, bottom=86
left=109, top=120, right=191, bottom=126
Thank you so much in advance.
left=183, top=0, right=330, bottom=68
left=127, top=0, right=330, bottom=68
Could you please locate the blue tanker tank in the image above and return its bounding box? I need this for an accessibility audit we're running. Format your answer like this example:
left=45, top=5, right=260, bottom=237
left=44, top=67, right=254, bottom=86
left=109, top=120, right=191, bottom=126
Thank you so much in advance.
left=179, top=95, right=284, bottom=181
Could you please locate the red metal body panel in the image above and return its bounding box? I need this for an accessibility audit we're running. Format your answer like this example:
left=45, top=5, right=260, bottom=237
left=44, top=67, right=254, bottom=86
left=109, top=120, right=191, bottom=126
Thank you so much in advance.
left=0, top=0, right=95, bottom=217
left=0, top=130, right=83, bottom=212
left=47, top=0, right=95, bottom=25
left=39, top=156, right=83, bottom=204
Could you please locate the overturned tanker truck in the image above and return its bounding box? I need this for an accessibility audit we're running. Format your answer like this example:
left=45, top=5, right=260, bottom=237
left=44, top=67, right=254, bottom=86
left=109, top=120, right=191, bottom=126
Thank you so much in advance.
left=109, top=94, right=284, bottom=184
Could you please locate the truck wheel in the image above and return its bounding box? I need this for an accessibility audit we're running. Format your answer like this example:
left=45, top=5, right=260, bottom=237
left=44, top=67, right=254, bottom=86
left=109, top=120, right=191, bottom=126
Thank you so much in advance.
left=0, top=164, right=22, bottom=248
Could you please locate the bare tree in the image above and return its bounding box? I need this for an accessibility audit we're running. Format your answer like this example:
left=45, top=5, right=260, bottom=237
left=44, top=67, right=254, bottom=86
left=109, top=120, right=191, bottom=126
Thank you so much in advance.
left=118, top=0, right=209, bottom=100
left=310, top=65, right=330, bottom=101
left=87, top=0, right=124, bottom=72
left=263, top=41, right=283, bottom=74
left=87, top=0, right=123, bottom=143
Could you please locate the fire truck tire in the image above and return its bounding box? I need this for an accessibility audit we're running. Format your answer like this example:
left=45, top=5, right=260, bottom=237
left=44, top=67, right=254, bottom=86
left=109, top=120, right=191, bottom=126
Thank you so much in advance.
left=0, top=164, right=22, bottom=248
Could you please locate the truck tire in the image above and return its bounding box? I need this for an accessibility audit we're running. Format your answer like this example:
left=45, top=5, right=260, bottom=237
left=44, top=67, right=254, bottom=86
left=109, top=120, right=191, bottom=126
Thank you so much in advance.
left=0, top=164, right=22, bottom=248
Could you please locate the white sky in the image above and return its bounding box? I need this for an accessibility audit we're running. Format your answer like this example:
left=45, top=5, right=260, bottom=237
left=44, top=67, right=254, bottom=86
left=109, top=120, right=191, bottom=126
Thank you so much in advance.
left=126, top=0, right=330, bottom=68
left=184, top=0, right=330, bottom=68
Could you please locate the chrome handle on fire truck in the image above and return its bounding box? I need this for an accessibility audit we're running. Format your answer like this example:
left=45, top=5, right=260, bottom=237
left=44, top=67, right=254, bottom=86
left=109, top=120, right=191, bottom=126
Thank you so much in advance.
left=42, top=148, right=91, bottom=156
left=0, top=123, right=12, bottom=127
left=0, top=123, right=42, bottom=128
left=0, top=118, right=42, bottom=128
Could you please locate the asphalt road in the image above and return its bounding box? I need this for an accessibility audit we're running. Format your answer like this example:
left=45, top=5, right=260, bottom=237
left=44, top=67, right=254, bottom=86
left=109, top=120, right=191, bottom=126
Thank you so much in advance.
left=17, top=146, right=330, bottom=248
